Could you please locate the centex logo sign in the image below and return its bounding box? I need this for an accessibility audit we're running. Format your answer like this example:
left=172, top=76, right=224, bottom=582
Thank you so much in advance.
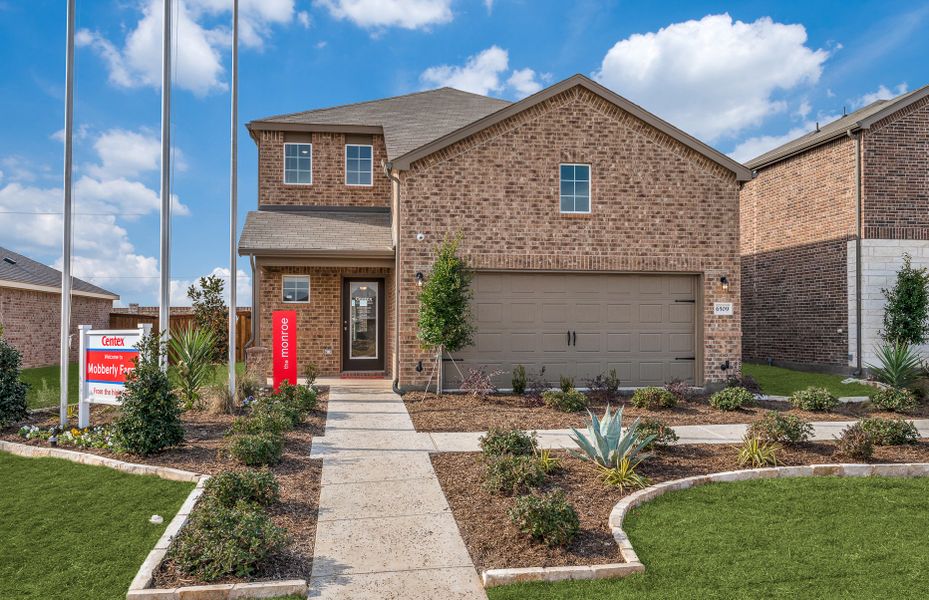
left=100, top=335, right=126, bottom=347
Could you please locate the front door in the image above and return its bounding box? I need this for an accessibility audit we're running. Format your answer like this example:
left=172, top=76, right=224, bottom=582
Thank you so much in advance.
left=342, top=278, right=385, bottom=372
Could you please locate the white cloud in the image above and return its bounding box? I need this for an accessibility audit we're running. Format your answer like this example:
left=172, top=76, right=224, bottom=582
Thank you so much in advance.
left=316, top=0, right=453, bottom=30
left=86, top=128, right=186, bottom=180
left=593, top=13, right=829, bottom=142
left=484, top=0, right=493, bottom=14
left=506, top=68, right=542, bottom=98
left=852, top=83, right=908, bottom=108
left=79, top=0, right=298, bottom=96
left=0, top=156, right=40, bottom=183
left=794, top=100, right=812, bottom=119
left=51, top=124, right=90, bottom=143
left=420, top=46, right=543, bottom=98
left=297, top=10, right=311, bottom=28
left=170, top=266, right=252, bottom=307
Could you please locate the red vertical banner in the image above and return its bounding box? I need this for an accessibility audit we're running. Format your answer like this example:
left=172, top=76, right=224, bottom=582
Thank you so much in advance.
left=273, top=310, right=297, bottom=390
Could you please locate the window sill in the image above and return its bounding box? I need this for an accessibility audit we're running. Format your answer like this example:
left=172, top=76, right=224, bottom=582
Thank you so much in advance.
left=559, top=212, right=593, bottom=218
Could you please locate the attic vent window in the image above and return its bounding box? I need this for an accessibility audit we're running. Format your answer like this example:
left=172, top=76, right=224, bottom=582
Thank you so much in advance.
left=2, top=257, right=16, bottom=265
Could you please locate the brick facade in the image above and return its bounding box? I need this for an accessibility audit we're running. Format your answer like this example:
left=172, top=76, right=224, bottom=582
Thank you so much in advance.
left=0, top=286, right=113, bottom=368
left=257, top=130, right=391, bottom=208
left=397, top=86, right=741, bottom=387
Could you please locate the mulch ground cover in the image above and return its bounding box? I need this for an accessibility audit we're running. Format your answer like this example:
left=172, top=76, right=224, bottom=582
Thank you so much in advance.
left=431, top=439, right=929, bottom=572
left=405, top=391, right=929, bottom=432
left=0, top=391, right=328, bottom=586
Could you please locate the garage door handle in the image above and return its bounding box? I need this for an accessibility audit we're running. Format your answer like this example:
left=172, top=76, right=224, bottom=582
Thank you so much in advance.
left=567, top=330, right=571, bottom=346
left=572, top=331, right=576, bottom=346
left=675, top=299, right=696, bottom=303
left=675, top=356, right=696, bottom=361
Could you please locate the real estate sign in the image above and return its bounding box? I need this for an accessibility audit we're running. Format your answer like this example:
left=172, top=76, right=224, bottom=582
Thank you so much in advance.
left=273, top=310, right=297, bottom=390
left=78, top=323, right=151, bottom=428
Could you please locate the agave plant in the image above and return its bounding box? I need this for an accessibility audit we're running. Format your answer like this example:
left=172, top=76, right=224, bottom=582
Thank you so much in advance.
left=169, top=326, right=217, bottom=410
left=866, top=343, right=922, bottom=388
left=569, top=405, right=655, bottom=469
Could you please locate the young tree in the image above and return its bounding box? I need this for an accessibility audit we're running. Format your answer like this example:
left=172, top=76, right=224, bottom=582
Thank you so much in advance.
left=0, top=325, right=28, bottom=427
left=881, top=253, right=929, bottom=346
left=187, top=274, right=228, bottom=362
left=417, top=236, right=475, bottom=392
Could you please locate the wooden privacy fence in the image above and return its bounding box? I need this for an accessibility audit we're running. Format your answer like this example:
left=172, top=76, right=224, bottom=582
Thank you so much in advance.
left=109, top=310, right=252, bottom=361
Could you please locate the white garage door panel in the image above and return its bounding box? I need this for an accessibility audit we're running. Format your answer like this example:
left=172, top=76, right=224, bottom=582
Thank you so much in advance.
left=445, top=273, right=698, bottom=388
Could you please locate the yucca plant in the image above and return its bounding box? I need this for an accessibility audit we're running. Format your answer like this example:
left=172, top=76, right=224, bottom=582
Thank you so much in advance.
left=600, top=457, right=650, bottom=491
left=569, top=405, right=655, bottom=469
left=534, top=447, right=562, bottom=474
left=737, top=435, right=779, bottom=468
left=170, top=326, right=217, bottom=410
left=866, top=343, right=922, bottom=388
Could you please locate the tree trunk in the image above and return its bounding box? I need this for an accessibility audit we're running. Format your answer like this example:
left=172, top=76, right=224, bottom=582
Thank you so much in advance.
left=436, top=345, right=443, bottom=395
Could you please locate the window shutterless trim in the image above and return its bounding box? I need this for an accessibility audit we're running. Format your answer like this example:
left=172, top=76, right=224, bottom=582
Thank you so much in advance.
left=283, top=142, right=313, bottom=185
left=345, top=143, right=374, bottom=187
left=559, top=163, right=592, bottom=214
left=281, top=274, right=311, bottom=303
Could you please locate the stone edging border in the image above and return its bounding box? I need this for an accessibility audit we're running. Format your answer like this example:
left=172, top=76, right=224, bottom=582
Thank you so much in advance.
left=0, top=441, right=308, bottom=600
left=482, top=462, right=929, bottom=588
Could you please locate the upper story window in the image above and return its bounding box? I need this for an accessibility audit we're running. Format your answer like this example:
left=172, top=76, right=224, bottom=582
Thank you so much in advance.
left=560, top=164, right=591, bottom=213
left=282, top=275, right=310, bottom=303
left=346, top=144, right=373, bottom=186
left=284, top=143, right=312, bottom=184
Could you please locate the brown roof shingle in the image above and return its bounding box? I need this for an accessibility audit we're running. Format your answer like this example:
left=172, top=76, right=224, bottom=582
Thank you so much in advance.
left=0, top=245, right=119, bottom=298
left=238, top=210, right=393, bottom=257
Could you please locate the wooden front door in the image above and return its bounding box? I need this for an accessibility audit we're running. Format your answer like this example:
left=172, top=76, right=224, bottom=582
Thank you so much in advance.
left=341, top=278, right=386, bottom=372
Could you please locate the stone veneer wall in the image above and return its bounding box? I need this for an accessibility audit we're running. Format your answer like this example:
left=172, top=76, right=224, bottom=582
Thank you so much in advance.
left=397, top=85, right=742, bottom=388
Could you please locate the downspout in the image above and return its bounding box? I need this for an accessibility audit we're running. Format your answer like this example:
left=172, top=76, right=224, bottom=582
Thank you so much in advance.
left=245, top=254, right=258, bottom=349
left=385, top=161, right=403, bottom=395
left=849, top=128, right=863, bottom=375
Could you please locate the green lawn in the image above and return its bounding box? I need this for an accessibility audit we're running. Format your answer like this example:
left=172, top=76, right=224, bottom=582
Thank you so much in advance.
left=0, top=452, right=194, bottom=600
left=742, top=362, right=876, bottom=398
left=20, top=362, right=245, bottom=409
left=489, top=477, right=929, bottom=600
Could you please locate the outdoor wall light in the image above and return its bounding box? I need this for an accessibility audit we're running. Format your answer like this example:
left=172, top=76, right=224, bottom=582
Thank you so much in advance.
left=415, top=360, right=424, bottom=373
left=415, top=272, right=424, bottom=286
left=720, top=276, right=730, bottom=291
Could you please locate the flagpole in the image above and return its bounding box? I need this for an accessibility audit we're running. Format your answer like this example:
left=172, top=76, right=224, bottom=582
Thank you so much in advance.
left=228, top=0, right=238, bottom=396
left=158, top=0, right=172, bottom=368
left=59, top=0, right=76, bottom=427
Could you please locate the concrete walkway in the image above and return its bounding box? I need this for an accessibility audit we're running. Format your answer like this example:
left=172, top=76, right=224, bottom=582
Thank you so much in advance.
left=309, top=379, right=486, bottom=600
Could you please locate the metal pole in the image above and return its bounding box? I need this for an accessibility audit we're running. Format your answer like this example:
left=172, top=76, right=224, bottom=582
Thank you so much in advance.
left=228, top=0, right=238, bottom=396
left=59, top=0, right=76, bottom=427
left=158, top=0, right=172, bottom=369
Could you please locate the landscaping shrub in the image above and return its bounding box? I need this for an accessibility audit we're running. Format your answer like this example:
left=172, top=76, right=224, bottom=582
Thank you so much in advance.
left=187, top=274, right=229, bottom=363
left=169, top=326, right=217, bottom=410
left=586, top=369, right=620, bottom=399
left=737, top=436, right=779, bottom=468
left=789, top=386, right=839, bottom=411
left=275, top=381, right=318, bottom=421
left=167, top=500, right=287, bottom=581
left=511, top=365, right=527, bottom=395
left=838, top=423, right=874, bottom=460
left=508, top=491, right=580, bottom=547
left=542, top=389, right=588, bottom=412
left=709, top=387, right=754, bottom=411
left=525, top=366, right=549, bottom=400
left=230, top=403, right=290, bottom=436
left=559, top=375, right=574, bottom=393
left=600, top=457, right=650, bottom=491
left=0, top=331, right=28, bottom=428
left=483, top=454, right=545, bottom=496
left=204, top=470, right=280, bottom=508
left=867, top=343, right=923, bottom=388
left=664, top=378, right=694, bottom=403
left=460, top=367, right=503, bottom=400
left=302, top=362, right=319, bottom=387
left=747, top=411, right=814, bottom=444
left=228, top=431, right=284, bottom=466
left=479, top=428, right=537, bottom=458
left=534, top=447, right=562, bottom=474
left=114, top=333, right=184, bottom=455
left=871, top=387, right=919, bottom=413
left=630, top=386, right=677, bottom=409
left=638, top=418, right=679, bottom=450
left=859, top=417, right=919, bottom=446
left=880, top=253, right=929, bottom=346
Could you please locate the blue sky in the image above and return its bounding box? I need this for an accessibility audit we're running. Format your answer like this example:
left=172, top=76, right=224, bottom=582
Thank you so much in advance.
left=1, top=0, right=927, bottom=306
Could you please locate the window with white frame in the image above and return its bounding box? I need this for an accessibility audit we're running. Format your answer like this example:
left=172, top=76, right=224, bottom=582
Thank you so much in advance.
left=559, top=163, right=591, bottom=213
left=282, top=276, right=310, bottom=303
left=284, top=143, right=312, bottom=184
left=345, top=144, right=373, bottom=186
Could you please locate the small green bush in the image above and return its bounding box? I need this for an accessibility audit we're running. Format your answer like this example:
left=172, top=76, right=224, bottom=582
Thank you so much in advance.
left=630, top=387, right=677, bottom=409
left=483, top=454, right=545, bottom=496
left=512, top=365, right=527, bottom=395
left=747, top=411, right=814, bottom=444
left=789, top=386, right=839, bottom=411
left=871, top=387, right=919, bottom=413
left=479, top=428, right=537, bottom=457
left=231, top=403, right=291, bottom=435
left=737, top=435, right=779, bottom=468
left=586, top=369, right=621, bottom=399
left=838, top=423, right=874, bottom=460
left=228, top=431, right=284, bottom=466
left=508, top=491, right=580, bottom=547
left=167, top=500, right=288, bottom=581
left=859, top=417, right=919, bottom=446
left=559, top=375, right=574, bottom=393
left=709, top=387, right=754, bottom=411
left=542, top=389, right=588, bottom=412
left=204, top=470, right=281, bottom=508
left=637, top=418, right=679, bottom=450
left=0, top=334, right=28, bottom=428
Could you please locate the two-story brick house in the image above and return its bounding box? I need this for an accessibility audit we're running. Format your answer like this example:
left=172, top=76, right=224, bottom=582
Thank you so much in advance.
left=741, top=83, right=929, bottom=374
left=239, top=74, right=751, bottom=390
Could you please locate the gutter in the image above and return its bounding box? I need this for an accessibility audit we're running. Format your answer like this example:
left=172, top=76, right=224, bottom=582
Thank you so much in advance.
left=385, top=160, right=403, bottom=395
left=245, top=254, right=258, bottom=350
left=849, top=128, right=864, bottom=375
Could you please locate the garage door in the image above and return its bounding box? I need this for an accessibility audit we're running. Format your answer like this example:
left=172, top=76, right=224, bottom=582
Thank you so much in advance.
left=444, top=272, right=697, bottom=389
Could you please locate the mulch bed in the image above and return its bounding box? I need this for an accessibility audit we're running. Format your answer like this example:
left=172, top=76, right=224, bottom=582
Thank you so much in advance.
left=405, top=391, right=929, bottom=432
left=0, top=392, right=329, bottom=586
left=431, top=440, right=929, bottom=572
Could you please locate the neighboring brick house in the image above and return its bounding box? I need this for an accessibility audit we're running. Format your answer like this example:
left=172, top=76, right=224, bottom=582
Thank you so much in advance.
left=240, top=74, right=751, bottom=390
left=0, top=245, right=118, bottom=368
left=741, top=84, right=929, bottom=373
